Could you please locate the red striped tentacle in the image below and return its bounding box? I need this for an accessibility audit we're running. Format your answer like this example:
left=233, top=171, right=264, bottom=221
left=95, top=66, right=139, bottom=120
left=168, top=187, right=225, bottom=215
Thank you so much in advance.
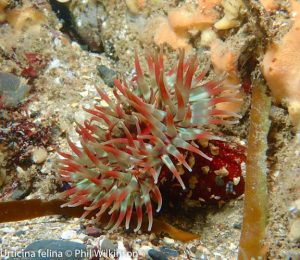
left=58, top=50, right=243, bottom=232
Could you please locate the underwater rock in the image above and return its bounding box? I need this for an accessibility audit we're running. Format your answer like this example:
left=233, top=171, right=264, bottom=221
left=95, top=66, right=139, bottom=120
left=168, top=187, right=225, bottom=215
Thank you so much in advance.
left=290, top=198, right=300, bottom=217
left=233, top=222, right=242, bottom=229
left=60, top=229, right=77, bottom=240
left=7, top=239, right=87, bottom=260
left=138, top=245, right=152, bottom=257
left=102, top=40, right=117, bottom=60
left=85, top=226, right=101, bottom=237
left=14, top=230, right=26, bottom=236
left=97, top=65, right=116, bottom=88
left=98, top=237, right=117, bottom=253
left=10, top=186, right=32, bottom=200
left=162, top=237, right=174, bottom=245
left=289, top=219, right=300, bottom=242
left=0, top=227, right=15, bottom=233
left=0, top=72, right=30, bottom=108
left=148, top=249, right=168, bottom=260
left=159, top=246, right=179, bottom=257
left=31, top=147, right=48, bottom=164
left=69, top=0, right=107, bottom=52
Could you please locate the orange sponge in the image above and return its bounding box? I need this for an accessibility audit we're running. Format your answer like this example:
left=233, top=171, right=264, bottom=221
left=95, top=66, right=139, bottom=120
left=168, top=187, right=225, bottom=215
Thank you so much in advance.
left=154, top=0, right=221, bottom=51
left=262, top=1, right=300, bottom=127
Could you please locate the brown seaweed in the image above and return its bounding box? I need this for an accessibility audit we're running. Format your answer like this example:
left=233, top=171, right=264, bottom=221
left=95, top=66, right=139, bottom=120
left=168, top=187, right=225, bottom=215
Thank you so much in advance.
left=0, top=199, right=199, bottom=242
left=238, top=82, right=271, bottom=259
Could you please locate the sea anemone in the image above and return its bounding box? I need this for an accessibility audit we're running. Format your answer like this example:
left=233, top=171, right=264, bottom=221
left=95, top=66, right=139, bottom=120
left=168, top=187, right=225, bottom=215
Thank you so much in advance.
left=159, top=139, right=246, bottom=207
left=58, top=50, right=242, bottom=232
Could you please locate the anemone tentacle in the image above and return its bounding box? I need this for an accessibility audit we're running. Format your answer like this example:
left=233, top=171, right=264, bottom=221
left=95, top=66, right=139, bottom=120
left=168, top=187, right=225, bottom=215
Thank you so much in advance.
left=58, top=50, right=241, bottom=231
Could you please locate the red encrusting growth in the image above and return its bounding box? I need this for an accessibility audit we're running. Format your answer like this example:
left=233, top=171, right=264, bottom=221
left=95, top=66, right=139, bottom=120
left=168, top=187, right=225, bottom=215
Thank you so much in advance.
left=58, top=50, right=245, bottom=232
left=21, top=52, right=47, bottom=78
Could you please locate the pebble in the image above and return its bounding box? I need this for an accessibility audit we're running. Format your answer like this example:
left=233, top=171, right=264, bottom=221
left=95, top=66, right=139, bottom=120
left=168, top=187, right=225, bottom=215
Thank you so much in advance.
left=14, top=230, right=26, bottom=236
left=11, top=185, right=32, bottom=200
left=149, top=233, right=157, bottom=241
left=8, top=239, right=87, bottom=260
left=289, top=219, right=300, bottom=242
left=160, top=246, right=178, bottom=257
left=77, top=233, right=88, bottom=241
left=0, top=227, right=16, bottom=233
left=163, top=237, right=174, bottom=245
left=135, top=238, right=142, bottom=244
left=70, top=1, right=106, bottom=52
left=138, top=245, right=152, bottom=256
left=61, top=230, right=77, bottom=240
left=97, top=65, right=116, bottom=88
left=85, top=226, right=101, bottom=237
left=117, top=240, right=131, bottom=260
left=287, top=251, right=300, bottom=260
left=148, top=249, right=168, bottom=260
left=233, top=222, right=242, bottom=229
left=32, top=147, right=48, bottom=164
left=196, top=245, right=211, bottom=257
left=228, top=243, right=236, bottom=250
left=0, top=72, right=30, bottom=108
left=290, top=198, right=300, bottom=216
left=99, top=237, right=117, bottom=252
left=187, top=244, right=197, bottom=253
left=102, top=40, right=117, bottom=60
